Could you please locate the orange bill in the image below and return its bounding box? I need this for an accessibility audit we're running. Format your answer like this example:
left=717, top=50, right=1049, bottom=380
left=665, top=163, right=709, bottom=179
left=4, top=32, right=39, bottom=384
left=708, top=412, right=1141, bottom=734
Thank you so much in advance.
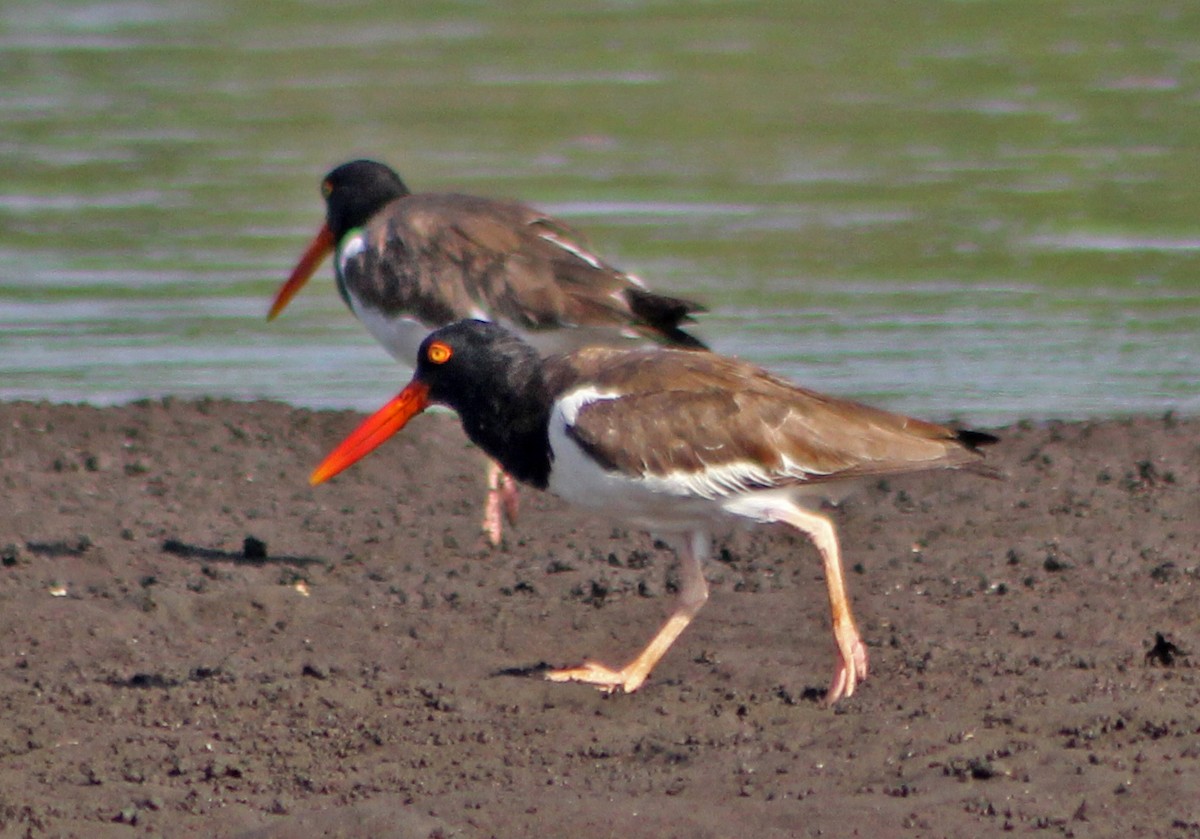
left=310, top=381, right=431, bottom=485
left=268, top=223, right=336, bottom=321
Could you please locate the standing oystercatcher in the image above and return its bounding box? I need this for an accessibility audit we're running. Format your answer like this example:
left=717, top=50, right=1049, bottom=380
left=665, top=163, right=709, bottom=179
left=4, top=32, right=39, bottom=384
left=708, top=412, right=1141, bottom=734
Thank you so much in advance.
left=309, top=320, right=1000, bottom=704
left=269, top=159, right=706, bottom=546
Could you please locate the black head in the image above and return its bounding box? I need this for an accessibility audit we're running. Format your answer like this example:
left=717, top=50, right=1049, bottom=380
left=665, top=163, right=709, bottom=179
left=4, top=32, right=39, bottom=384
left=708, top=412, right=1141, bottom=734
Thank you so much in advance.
left=414, top=320, right=542, bottom=410
left=321, top=159, right=411, bottom=238
left=310, top=320, right=552, bottom=489
left=413, top=320, right=554, bottom=488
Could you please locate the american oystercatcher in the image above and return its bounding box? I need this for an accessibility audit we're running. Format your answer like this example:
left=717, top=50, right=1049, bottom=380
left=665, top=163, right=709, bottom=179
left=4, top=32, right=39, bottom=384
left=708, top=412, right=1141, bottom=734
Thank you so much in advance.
left=309, top=319, right=1000, bottom=704
left=270, top=159, right=706, bottom=546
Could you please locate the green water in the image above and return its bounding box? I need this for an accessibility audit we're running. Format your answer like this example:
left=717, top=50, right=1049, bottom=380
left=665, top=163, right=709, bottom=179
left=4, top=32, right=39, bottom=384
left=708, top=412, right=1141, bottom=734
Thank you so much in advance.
left=2, top=0, right=1198, bottom=423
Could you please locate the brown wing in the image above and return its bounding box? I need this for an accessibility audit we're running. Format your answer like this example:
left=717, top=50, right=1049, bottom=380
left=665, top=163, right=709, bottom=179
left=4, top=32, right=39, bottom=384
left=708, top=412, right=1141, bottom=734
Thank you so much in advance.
left=345, top=193, right=704, bottom=345
left=548, top=348, right=995, bottom=491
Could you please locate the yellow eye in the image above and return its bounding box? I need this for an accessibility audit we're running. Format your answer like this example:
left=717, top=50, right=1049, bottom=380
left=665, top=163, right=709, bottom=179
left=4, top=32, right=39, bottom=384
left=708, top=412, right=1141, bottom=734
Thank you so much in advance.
left=427, top=340, right=452, bottom=364
left=320, top=180, right=333, bottom=198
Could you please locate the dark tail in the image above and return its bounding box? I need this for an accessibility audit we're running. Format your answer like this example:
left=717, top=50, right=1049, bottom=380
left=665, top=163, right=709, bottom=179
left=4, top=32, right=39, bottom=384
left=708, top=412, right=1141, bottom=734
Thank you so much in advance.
left=954, top=428, right=1004, bottom=479
left=955, top=428, right=1000, bottom=451
left=624, top=287, right=709, bottom=350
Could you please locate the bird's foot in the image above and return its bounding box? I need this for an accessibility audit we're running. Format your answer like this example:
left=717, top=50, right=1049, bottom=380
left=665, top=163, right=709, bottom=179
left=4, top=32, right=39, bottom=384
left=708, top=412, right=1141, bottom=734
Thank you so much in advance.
left=545, top=660, right=647, bottom=694
left=824, top=637, right=869, bottom=706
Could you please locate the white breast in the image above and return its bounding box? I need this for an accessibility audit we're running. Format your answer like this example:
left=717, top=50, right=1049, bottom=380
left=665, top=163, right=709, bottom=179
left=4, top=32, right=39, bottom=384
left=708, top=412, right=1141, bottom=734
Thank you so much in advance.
left=349, top=302, right=431, bottom=363
left=546, top=387, right=727, bottom=532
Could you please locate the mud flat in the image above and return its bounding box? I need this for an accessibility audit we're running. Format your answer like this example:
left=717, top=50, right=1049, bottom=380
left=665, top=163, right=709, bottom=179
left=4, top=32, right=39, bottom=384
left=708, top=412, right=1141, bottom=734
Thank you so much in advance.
left=1, top=399, right=1196, bottom=837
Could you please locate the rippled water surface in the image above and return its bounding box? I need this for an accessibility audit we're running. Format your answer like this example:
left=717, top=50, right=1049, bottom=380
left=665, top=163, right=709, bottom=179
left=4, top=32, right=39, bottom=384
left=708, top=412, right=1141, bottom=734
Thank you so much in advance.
left=3, top=1, right=1198, bottom=424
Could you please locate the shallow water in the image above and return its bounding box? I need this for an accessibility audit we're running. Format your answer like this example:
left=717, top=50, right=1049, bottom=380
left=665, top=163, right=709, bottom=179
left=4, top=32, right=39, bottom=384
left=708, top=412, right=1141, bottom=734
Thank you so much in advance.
left=2, top=0, right=1197, bottom=424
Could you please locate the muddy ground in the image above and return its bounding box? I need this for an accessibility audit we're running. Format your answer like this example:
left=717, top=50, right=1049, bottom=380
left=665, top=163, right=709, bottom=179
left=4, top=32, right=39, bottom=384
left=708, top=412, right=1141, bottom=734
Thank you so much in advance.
left=0, top=399, right=1197, bottom=838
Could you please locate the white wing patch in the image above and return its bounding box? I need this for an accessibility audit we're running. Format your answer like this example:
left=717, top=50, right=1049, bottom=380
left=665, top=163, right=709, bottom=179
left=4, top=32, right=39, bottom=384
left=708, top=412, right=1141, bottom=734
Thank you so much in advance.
left=554, top=384, right=621, bottom=425
left=640, top=460, right=784, bottom=500
left=537, top=231, right=603, bottom=269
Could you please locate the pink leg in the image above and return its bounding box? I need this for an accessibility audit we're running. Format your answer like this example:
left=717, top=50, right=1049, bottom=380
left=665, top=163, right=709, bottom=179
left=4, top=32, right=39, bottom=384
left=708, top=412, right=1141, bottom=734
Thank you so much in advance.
left=481, top=460, right=521, bottom=547
left=499, top=469, right=520, bottom=525
left=775, top=505, right=869, bottom=705
left=547, top=531, right=710, bottom=693
left=481, top=460, right=505, bottom=547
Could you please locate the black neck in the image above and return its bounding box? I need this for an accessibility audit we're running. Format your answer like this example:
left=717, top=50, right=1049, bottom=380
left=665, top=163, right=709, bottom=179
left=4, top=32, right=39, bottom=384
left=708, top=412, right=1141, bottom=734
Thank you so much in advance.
left=438, top=353, right=555, bottom=490
left=461, top=407, right=553, bottom=491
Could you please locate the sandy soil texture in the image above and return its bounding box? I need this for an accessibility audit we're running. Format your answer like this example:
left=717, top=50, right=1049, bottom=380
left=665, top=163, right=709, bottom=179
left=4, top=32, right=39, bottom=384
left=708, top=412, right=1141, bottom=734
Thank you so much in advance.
left=1, top=399, right=1197, bottom=838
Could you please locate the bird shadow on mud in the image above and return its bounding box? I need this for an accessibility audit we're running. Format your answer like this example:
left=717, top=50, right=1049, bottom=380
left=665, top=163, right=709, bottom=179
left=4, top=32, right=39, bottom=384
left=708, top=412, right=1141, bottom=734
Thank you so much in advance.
left=490, top=663, right=829, bottom=704
left=492, top=662, right=556, bottom=680
left=161, top=537, right=328, bottom=570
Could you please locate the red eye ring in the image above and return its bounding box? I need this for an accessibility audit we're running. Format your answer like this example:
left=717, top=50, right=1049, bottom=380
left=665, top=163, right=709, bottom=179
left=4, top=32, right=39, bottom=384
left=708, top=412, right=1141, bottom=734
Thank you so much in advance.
left=427, top=341, right=453, bottom=364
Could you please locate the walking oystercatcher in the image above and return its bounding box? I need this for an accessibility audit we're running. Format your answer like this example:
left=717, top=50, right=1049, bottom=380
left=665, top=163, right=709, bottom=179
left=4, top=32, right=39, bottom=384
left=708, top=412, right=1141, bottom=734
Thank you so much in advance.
left=270, top=160, right=706, bottom=546
left=309, top=320, right=1000, bottom=704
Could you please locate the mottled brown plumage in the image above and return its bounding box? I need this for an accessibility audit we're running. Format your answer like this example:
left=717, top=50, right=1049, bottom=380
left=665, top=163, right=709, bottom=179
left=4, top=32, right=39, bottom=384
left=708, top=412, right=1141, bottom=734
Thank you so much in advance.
left=273, top=161, right=706, bottom=354
left=345, top=193, right=687, bottom=342
left=349, top=192, right=705, bottom=346
left=546, top=346, right=998, bottom=487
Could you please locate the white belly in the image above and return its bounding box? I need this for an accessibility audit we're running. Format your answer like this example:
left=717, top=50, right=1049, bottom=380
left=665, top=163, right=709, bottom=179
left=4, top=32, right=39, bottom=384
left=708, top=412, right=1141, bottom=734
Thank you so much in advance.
left=546, top=446, right=719, bottom=533
left=348, top=299, right=431, bottom=364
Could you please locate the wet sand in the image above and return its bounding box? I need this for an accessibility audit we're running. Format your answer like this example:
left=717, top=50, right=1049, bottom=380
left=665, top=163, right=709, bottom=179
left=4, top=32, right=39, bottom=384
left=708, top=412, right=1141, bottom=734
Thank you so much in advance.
left=0, top=399, right=1196, bottom=837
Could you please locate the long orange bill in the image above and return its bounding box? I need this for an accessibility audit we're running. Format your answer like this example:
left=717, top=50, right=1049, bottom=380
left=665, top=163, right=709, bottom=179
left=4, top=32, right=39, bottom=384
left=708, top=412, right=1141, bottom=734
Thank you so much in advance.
left=310, top=381, right=431, bottom=485
left=268, top=223, right=336, bottom=321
